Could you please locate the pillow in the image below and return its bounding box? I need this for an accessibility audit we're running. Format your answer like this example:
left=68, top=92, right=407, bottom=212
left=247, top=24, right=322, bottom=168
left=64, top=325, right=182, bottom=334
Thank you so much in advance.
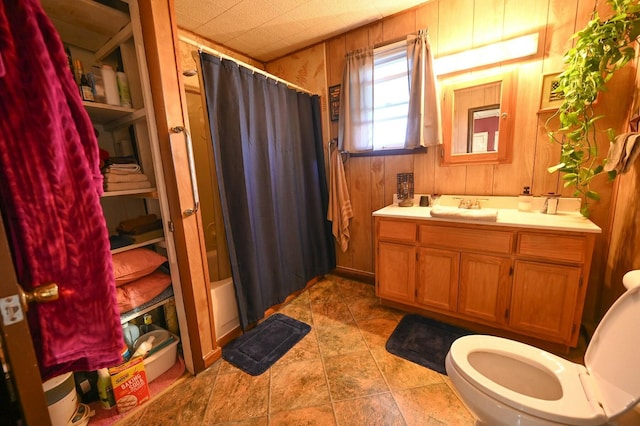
left=116, top=270, right=172, bottom=313
left=112, top=248, right=167, bottom=287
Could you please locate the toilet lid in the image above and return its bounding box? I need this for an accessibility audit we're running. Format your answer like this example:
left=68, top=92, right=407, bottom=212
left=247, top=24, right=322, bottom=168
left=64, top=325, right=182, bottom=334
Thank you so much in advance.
left=584, top=285, right=640, bottom=418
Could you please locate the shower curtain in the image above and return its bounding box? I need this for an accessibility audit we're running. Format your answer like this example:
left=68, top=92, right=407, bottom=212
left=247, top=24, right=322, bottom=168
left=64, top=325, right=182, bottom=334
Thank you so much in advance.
left=199, top=52, right=335, bottom=328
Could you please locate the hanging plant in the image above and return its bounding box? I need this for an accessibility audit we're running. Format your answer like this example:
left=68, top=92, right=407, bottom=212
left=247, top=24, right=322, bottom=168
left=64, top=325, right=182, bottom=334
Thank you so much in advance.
left=545, top=0, right=640, bottom=217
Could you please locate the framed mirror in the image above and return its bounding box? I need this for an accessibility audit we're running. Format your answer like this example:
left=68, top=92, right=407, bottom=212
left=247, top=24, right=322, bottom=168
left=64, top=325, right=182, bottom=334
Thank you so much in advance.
left=441, top=70, right=516, bottom=165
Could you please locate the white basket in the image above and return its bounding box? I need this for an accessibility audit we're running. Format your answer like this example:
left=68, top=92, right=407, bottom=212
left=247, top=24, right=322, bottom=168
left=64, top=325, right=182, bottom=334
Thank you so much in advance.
left=134, top=325, right=179, bottom=383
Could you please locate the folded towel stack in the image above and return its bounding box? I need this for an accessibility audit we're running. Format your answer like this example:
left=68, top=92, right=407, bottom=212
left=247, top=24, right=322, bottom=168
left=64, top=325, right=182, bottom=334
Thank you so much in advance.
left=103, top=163, right=151, bottom=192
left=429, top=205, right=499, bottom=222
left=110, top=214, right=164, bottom=249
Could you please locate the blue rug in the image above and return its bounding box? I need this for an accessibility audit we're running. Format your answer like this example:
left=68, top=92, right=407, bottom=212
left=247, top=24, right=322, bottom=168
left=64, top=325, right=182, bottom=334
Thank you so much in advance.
left=222, top=313, right=311, bottom=376
left=386, top=314, right=474, bottom=375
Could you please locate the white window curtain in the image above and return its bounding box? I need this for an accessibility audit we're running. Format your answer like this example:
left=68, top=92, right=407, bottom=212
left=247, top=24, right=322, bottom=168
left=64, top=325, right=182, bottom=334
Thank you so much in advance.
left=337, top=47, right=374, bottom=152
left=405, top=29, right=441, bottom=148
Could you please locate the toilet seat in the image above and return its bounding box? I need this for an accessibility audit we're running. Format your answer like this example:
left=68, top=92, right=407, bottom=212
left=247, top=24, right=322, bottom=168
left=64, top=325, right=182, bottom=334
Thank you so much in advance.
left=448, top=335, right=606, bottom=425
left=448, top=286, right=640, bottom=425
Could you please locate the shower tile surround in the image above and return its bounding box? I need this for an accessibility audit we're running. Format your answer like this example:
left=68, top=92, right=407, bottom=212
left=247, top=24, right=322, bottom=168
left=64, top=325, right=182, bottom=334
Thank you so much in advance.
left=116, top=274, right=587, bottom=425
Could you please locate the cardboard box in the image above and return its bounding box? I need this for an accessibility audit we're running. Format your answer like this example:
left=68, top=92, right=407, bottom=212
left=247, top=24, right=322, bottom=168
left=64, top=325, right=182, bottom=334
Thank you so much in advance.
left=109, top=357, right=150, bottom=414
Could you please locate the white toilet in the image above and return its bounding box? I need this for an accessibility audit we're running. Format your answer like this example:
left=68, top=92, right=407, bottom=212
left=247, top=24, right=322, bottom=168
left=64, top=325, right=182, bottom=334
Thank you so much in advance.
left=445, top=285, right=640, bottom=425
left=622, top=269, right=640, bottom=290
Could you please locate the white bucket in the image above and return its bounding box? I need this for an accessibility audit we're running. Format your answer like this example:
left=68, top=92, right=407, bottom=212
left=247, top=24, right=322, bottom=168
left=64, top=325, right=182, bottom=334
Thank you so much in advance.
left=43, top=372, right=78, bottom=426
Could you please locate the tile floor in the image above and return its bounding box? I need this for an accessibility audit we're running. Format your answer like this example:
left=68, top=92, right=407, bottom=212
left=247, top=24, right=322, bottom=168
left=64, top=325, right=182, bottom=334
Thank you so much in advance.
left=114, top=274, right=586, bottom=426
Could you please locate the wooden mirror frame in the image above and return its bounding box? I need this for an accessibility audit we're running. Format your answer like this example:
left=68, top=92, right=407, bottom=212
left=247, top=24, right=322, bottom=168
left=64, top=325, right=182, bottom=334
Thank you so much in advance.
left=441, top=70, right=517, bottom=165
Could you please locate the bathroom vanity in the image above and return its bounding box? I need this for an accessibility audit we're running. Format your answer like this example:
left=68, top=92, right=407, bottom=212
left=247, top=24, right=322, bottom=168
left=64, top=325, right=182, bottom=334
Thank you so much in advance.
left=373, top=196, right=601, bottom=349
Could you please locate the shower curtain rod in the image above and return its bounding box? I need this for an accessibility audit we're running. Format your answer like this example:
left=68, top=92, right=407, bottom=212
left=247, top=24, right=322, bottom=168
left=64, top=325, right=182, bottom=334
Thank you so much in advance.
left=179, top=35, right=315, bottom=95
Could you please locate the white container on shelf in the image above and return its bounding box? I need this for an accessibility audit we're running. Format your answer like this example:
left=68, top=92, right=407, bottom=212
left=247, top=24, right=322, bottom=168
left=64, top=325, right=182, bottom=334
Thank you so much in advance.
left=101, top=64, right=120, bottom=106
left=133, top=325, right=179, bottom=383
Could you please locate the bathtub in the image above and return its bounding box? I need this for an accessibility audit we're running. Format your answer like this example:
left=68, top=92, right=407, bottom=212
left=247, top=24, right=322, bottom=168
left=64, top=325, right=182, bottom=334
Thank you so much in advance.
left=208, top=250, right=239, bottom=339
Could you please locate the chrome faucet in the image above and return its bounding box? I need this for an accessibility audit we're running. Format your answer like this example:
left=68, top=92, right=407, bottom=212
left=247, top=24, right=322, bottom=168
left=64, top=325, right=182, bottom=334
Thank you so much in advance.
left=457, top=198, right=484, bottom=209
left=458, top=198, right=473, bottom=209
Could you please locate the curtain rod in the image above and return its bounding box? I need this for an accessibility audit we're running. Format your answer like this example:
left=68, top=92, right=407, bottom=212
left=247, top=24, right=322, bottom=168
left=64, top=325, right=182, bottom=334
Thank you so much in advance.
left=178, top=35, right=315, bottom=95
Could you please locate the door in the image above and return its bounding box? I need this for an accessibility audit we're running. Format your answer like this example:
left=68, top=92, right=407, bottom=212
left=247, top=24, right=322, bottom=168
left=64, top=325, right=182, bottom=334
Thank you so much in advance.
left=185, top=88, right=232, bottom=283
left=416, top=247, right=459, bottom=312
left=510, top=260, right=581, bottom=343
left=377, top=242, right=416, bottom=303
left=0, top=213, right=51, bottom=425
left=458, top=253, right=512, bottom=323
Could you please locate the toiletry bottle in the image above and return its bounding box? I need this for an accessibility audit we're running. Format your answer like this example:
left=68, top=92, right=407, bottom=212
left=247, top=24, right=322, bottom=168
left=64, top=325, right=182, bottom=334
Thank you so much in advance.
left=90, top=66, right=106, bottom=103
left=75, top=60, right=95, bottom=102
left=122, top=322, right=140, bottom=350
left=140, top=313, right=153, bottom=334
left=518, top=186, right=533, bottom=211
left=97, top=368, right=115, bottom=409
left=131, top=336, right=156, bottom=359
left=116, top=67, right=132, bottom=108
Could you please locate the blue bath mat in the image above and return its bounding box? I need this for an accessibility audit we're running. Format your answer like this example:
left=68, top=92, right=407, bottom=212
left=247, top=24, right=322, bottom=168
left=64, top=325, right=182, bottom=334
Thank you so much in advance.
left=386, top=314, right=474, bottom=374
left=222, top=313, right=311, bottom=375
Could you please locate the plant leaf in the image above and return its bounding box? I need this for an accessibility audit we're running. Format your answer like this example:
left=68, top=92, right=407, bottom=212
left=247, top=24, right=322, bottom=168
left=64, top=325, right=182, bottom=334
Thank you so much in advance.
left=580, top=205, right=590, bottom=218
left=586, top=190, right=600, bottom=200
left=547, top=163, right=566, bottom=173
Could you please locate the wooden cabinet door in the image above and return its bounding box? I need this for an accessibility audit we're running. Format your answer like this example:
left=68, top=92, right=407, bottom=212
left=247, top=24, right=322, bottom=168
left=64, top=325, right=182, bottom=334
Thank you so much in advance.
left=377, top=242, right=416, bottom=303
left=416, top=247, right=459, bottom=312
left=510, top=260, right=581, bottom=342
left=458, top=253, right=512, bottom=323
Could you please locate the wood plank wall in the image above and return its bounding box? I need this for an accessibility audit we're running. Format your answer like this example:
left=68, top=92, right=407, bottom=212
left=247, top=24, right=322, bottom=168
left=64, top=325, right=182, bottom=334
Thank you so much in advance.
left=603, top=55, right=640, bottom=317
left=259, top=0, right=638, bottom=326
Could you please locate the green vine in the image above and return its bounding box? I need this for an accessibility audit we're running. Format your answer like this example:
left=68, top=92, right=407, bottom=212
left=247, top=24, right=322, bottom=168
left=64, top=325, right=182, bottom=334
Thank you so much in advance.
left=545, top=0, right=640, bottom=217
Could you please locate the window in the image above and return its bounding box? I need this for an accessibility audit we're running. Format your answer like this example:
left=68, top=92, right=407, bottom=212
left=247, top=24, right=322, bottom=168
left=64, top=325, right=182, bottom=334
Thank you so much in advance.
left=372, top=41, right=410, bottom=151
left=339, top=31, right=438, bottom=154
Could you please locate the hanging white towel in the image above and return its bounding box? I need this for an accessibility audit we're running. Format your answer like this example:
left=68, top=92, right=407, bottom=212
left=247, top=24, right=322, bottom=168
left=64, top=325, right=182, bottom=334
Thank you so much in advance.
left=327, top=147, right=353, bottom=252
left=604, top=132, right=640, bottom=174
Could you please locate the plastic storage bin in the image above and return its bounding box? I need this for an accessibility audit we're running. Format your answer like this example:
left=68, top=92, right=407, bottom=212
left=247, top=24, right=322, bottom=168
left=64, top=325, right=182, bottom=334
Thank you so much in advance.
left=133, top=325, right=179, bottom=383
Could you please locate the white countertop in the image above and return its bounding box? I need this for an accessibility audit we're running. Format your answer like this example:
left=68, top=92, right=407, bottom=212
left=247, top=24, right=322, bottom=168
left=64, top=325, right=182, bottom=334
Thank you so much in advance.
left=372, top=195, right=602, bottom=234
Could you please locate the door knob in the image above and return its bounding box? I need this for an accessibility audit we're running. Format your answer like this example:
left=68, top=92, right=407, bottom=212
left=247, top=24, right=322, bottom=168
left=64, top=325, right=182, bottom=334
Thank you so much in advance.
left=17, top=282, right=58, bottom=312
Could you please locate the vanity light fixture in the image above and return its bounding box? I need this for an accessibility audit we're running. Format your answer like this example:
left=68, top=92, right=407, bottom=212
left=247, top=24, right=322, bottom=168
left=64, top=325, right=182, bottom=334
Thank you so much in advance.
left=434, top=33, right=539, bottom=76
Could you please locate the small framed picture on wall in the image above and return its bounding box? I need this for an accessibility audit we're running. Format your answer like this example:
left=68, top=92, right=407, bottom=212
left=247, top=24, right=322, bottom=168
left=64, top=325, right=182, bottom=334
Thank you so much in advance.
left=539, top=73, right=563, bottom=112
left=329, top=85, right=341, bottom=121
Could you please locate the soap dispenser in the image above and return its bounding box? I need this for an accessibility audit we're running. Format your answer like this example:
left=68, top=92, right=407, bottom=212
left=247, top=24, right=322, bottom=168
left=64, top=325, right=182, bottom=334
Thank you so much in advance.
left=518, top=186, right=533, bottom=211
